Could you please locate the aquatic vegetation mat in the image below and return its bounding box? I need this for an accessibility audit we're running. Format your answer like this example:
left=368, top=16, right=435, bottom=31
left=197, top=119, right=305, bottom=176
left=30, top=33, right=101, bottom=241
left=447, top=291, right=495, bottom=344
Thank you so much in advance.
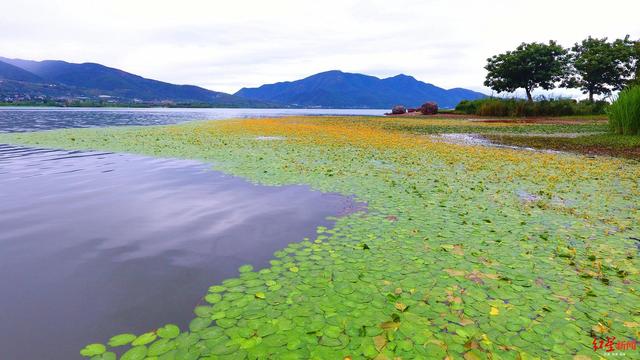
left=1, top=116, right=639, bottom=359
left=484, top=133, right=640, bottom=160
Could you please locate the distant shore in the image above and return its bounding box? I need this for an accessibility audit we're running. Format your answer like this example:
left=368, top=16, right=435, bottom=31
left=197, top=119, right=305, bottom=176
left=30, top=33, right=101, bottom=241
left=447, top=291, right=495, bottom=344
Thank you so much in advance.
left=0, top=102, right=396, bottom=110
left=0, top=102, right=282, bottom=109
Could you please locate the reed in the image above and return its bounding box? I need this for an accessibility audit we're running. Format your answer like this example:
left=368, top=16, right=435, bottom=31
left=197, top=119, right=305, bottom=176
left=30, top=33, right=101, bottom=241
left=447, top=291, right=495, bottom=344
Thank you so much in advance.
left=608, top=86, right=640, bottom=135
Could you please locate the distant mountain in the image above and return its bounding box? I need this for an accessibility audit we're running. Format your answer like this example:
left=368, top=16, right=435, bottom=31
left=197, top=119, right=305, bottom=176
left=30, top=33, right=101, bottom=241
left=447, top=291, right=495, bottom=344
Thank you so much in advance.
left=0, top=57, right=272, bottom=107
left=235, top=70, right=486, bottom=108
left=0, top=60, right=43, bottom=82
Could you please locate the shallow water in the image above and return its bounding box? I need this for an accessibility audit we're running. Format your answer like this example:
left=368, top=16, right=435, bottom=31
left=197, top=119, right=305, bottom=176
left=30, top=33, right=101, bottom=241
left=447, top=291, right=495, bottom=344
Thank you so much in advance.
left=0, top=107, right=386, bottom=132
left=0, top=145, right=361, bottom=360
left=430, top=133, right=562, bottom=153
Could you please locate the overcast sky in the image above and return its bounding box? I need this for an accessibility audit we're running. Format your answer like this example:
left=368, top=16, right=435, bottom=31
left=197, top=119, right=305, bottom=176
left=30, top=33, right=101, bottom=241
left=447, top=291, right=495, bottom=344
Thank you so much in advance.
left=1, top=0, right=638, bottom=96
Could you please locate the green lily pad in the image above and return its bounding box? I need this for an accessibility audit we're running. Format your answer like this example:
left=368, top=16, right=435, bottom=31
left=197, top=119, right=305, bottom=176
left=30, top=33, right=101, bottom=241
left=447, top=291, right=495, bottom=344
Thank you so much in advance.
left=239, top=264, right=254, bottom=273
left=90, top=351, right=116, bottom=360
left=107, top=333, right=137, bottom=347
left=147, top=339, right=176, bottom=356
left=157, top=324, right=180, bottom=339
left=188, top=317, right=211, bottom=332
left=194, top=306, right=213, bottom=318
left=205, top=293, right=222, bottom=304
left=131, top=332, right=157, bottom=346
left=120, top=346, right=147, bottom=360
left=80, top=343, right=106, bottom=357
left=323, top=325, right=342, bottom=338
left=257, top=323, right=277, bottom=337
left=211, top=311, right=226, bottom=320
left=208, top=285, right=226, bottom=293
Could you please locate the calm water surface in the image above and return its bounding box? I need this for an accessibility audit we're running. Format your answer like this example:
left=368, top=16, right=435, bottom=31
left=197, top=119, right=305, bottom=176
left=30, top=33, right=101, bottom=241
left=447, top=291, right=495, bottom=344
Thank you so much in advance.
left=0, top=145, right=363, bottom=359
left=0, top=107, right=386, bottom=132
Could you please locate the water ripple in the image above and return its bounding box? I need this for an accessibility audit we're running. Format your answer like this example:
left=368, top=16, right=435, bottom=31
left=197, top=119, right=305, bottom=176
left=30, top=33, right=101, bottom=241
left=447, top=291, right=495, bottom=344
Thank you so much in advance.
left=0, top=145, right=364, bottom=360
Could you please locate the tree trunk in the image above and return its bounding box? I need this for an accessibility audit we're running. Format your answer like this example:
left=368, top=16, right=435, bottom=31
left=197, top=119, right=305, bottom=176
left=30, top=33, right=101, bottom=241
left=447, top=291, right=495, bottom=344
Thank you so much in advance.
left=588, top=91, right=594, bottom=103
left=525, top=88, right=533, bottom=102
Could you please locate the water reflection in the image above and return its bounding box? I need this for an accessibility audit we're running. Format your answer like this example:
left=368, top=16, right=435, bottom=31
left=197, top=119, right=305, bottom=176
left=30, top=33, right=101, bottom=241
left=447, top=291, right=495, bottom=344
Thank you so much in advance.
left=0, top=145, right=362, bottom=359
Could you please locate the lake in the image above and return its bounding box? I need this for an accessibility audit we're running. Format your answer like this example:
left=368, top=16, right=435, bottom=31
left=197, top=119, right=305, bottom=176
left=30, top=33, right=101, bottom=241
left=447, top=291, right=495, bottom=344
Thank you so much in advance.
left=0, top=108, right=367, bottom=359
left=0, top=107, right=386, bottom=132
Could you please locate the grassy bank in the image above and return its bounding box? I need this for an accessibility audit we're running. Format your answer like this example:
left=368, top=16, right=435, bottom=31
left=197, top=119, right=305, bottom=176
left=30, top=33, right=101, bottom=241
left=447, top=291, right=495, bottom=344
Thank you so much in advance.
left=377, top=116, right=607, bottom=135
left=1, top=116, right=639, bottom=359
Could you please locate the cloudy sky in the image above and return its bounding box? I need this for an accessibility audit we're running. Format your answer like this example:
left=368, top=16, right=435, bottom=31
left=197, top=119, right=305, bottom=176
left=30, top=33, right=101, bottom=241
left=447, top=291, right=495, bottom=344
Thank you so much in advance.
left=1, top=0, right=638, bottom=96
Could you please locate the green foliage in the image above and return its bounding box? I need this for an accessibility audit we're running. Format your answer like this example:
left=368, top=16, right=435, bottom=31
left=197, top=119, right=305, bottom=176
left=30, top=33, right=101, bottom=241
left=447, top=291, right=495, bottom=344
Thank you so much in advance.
left=483, top=36, right=638, bottom=101
left=120, top=346, right=147, bottom=360
left=484, top=41, right=569, bottom=101
left=455, top=98, right=607, bottom=117
left=608, top=85, right=640, bottom=135
left=564, top=36, right=637, bottom=101
left=157, top=324, right=180, bottom=339
left=79, top=343, right=106, bottom=357
left=631, top=40, right=640, bottom=87
left=238, top=264, right=254, bottom=273
left=107, top=334, right=136, bottom=347
left=476, top=99, right=513, bottom=117
left=131, top=332, right=157, bottom=346
left=454, top=100, right=481, bottom=114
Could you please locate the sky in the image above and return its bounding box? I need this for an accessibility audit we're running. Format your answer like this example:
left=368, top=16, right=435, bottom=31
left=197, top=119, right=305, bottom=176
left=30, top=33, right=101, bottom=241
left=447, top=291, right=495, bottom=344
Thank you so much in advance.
left=1, top=0, right=639, bottom=97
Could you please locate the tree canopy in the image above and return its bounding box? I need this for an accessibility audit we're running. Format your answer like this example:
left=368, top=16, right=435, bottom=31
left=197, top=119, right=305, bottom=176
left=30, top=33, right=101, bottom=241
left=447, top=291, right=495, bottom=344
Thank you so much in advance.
left=632, top=40, right=640, bottom=86
left=564, top=36, right=637, bottom=101
left=484, top=41, right=569, bottom=101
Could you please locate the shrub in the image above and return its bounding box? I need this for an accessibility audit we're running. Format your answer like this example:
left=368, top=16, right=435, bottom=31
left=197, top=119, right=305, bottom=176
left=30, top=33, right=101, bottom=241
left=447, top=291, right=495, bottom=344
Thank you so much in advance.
left=574, top=100, right=609, bottom=116
left=455, top=100, right=478, bottom=114
left=420, top=102, right=438, bottom=115
left=608, top=86, right=640, bottom=135
left=477, top=99, right=511, bottom=116
left=391, top=105, right=406, bottom=114
left=455, top=98, right=608, bottom=117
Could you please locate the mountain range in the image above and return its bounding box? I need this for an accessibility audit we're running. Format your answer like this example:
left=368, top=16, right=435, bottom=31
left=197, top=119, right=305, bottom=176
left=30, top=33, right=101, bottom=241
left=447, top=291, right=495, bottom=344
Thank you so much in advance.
left=236, top=70, right=486, bottom=108
left=0, top=57, right=485, bottom=108
left=0, top=57, right=271, bottom=107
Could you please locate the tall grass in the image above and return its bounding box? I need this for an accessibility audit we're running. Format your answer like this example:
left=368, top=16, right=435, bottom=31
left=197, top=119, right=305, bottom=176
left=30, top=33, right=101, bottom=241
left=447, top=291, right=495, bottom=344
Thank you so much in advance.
left=608, top=86, right=640, bottom=135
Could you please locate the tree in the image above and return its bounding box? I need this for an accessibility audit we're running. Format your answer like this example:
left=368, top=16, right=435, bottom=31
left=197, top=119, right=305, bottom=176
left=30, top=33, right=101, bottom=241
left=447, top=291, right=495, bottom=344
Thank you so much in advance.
left=484, top=41, right=569, bottom=101
left=631, top=40, right=640, bottom=87
left=564, top=36, right=636, bottom=101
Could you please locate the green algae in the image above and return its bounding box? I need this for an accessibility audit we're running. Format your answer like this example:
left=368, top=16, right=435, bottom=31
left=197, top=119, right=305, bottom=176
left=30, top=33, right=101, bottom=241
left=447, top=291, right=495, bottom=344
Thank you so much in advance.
left=1, top=116, right=639, bottom=359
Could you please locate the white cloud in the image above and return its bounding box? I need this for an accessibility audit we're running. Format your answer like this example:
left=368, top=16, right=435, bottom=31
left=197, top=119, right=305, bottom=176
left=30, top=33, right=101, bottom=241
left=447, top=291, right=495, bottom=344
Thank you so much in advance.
left=0, top=0, right=638, bottom=95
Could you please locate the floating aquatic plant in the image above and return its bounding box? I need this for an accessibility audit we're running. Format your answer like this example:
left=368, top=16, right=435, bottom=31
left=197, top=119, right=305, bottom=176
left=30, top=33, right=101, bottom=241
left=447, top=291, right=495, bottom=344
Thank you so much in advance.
left=1, top=116, right=639, bottom=359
